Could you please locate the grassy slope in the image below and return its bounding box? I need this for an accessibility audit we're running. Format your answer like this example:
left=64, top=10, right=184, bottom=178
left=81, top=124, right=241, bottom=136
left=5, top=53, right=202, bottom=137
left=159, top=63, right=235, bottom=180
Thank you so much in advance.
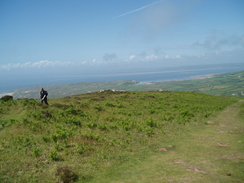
left=134, top=70, right=244, bottom=97
left=93, top=101, right=244, bottom=183
left=0, top=91, right=243, bottom=182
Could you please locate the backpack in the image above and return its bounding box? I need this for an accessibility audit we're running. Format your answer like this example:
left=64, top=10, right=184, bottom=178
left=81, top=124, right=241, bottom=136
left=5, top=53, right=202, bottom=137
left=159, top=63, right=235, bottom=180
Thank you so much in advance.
left=45, top=91, right=48, bottom=96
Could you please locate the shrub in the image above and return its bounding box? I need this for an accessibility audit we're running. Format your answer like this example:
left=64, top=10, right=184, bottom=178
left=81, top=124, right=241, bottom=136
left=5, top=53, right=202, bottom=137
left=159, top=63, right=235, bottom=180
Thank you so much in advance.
left=41, top=111, right=52, bottom=118
left=66, top=107, right=83, bottom=115
left=53, top=125, right=74, bottom=142
left=42, top=135, right=51, bottom=143
left=10, top=118, right=19, bottom=124
left=55, top=166, right=77, bottom=183
left=13, top=136, right=34, bottom=148
left=180, top=110, right=194, bottom=118
left=146, top=117, right=157, bottom=128
left=144, top=127, right=154, bottom=137
left=51, top=134, right=58, bottom=142
left=87, top=121, right=97, bottom=129
left=0, top=95, right=13, bottom=102
left=98, top=124, right=108, bottom=131
left=109, top=123, right=118, bottom=129
left=50, top=149, right=58, bottom=160
left=32, top=147, right=40, bottom=157
left=204, top=112, right=212, bottom=118
left=239, top=103, right=244, bottom=116
left=94, top=104, right=104, bottom=112
left=66, top=117, right=81, bottom=126
left=31, top=111, right=45, bottom=120
left=117, top=103, right=125, bottom=108
left=52, top=103, right=70, bottom=109
left=76, top=144, right=85, bottom=155
left=105, top=102, right=116, bottom=107
left=21, top=98, right=36, bottom=106
left=81, top=133, right=100, bottom=141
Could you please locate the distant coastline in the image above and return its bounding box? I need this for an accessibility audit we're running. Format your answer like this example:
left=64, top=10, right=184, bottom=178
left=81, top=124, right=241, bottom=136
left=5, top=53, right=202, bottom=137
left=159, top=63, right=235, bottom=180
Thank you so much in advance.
left=1, top=63, right=244, bottom=94
left=136, top=73, right=217, bottom=85
left=0, top=73, right=217, bottom=98
left=192, top=73, right=216, bottom=79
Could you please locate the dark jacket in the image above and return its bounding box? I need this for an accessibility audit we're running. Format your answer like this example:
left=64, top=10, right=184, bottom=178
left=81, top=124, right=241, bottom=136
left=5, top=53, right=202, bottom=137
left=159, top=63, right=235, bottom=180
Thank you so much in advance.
left=40, top=90, right=48, bottom=98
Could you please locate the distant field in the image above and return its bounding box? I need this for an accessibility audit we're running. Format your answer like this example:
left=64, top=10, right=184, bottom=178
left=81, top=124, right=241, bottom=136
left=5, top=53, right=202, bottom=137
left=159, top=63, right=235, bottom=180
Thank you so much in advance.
left=142, top=70, right=244, bottom=97
left=8, top=70, right=244, bottom=99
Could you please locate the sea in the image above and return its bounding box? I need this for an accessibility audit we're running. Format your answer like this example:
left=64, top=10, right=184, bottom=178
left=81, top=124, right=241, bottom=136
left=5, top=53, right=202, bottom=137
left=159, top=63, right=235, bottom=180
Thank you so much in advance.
left=1, top=63, right=244, bottom=94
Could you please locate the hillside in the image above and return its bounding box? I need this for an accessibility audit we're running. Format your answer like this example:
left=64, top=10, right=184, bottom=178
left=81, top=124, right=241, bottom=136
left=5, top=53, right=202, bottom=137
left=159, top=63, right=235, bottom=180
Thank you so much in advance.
left=0, top=90, right=243, bottom=182
left=139, top=70, right=244, bottom=97
left=9, top=70, right=244, bottom=99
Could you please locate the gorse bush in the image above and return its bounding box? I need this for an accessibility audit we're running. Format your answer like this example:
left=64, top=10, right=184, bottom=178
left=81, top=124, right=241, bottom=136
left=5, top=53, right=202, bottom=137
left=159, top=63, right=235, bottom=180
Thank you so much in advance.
left=50, top=149, right=58, bottom=160
left=32, top=146, right=40, bottom=157
left=0, top=95, right=13, bottom=102
left=55, top=166, right=77, bottom=183
left=239, top=103, right=244, bottom=116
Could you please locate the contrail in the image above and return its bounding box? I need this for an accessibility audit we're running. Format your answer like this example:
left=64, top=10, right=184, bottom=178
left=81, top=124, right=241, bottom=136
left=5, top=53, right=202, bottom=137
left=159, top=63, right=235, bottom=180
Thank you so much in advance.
left=116, top=0, right=162, bottom=18
left=117, top=6, right=146, bottom=18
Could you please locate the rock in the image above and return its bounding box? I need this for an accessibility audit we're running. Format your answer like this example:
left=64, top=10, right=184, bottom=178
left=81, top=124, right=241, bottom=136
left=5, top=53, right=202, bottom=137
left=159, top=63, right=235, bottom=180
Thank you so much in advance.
left=156, top=148, right=167, bottom=152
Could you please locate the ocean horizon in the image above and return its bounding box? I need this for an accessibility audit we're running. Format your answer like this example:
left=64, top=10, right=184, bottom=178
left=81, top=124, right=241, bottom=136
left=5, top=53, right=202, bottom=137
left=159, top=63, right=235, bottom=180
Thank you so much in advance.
left=1, top=63, right=244, bottom=94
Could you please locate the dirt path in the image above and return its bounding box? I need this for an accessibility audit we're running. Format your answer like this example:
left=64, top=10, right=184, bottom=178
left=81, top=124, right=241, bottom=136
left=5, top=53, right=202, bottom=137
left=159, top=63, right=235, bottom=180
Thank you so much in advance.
left=162, top=100, right=244, bottom=183
left=106, top=100, right=244, bottom=183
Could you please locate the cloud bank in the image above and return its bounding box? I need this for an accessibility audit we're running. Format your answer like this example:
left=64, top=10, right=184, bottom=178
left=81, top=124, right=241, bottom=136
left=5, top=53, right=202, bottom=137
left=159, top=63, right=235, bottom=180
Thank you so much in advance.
left=1, top=32, right=243, bottom=72
left=193, top=33, right=244, bottom=51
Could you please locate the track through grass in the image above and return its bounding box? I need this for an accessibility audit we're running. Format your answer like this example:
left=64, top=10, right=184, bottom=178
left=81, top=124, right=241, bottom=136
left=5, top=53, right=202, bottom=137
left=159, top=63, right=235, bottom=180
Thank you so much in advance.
left=90, top=100, right=244, bottom=183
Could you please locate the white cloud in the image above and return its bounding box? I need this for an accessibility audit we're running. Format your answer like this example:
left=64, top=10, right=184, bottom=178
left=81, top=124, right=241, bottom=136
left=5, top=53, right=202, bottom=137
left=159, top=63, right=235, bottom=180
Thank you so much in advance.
left=103, top=53, right=117, bottom=62
left=81, top=61, right=87, bottom=64
left=0, top=60, right=74, bottom=71
left=175, top=55, right=182, bottom=59
left=193, top=33, right=244, bottom=51
left=165, top=55, right=170, bottom=59
left=164, top=54, right=182, bottom=59
left=127, top=54, right=159, bottom=62
left=129, top=55, right=136, bottom=60
left=145, top=55, right=158, bottom=61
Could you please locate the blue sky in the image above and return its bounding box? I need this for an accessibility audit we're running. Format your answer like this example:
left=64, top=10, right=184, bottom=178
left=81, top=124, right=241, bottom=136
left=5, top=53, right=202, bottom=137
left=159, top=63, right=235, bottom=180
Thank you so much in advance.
left=0, top=0, right=244, bottom=83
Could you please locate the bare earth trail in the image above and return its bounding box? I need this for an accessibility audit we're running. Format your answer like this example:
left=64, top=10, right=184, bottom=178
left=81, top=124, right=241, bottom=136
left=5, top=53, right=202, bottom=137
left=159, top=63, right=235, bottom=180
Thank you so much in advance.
left=99, top=100, right=244, bottom=183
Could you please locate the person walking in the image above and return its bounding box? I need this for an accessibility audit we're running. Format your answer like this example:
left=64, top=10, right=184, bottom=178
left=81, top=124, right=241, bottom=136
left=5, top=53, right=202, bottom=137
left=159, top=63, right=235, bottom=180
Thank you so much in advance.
left=40, top=88, right=48, bottom=105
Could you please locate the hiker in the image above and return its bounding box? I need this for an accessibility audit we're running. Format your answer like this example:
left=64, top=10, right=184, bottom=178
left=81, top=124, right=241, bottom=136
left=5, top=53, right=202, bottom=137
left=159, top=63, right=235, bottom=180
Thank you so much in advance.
left=40, top=88, right=48, bottom=105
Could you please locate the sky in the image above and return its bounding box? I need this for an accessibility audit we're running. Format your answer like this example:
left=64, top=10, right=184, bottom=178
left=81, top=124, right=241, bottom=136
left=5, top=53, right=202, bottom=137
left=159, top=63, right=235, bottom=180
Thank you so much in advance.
left=0, top=0, right=244, bottom=91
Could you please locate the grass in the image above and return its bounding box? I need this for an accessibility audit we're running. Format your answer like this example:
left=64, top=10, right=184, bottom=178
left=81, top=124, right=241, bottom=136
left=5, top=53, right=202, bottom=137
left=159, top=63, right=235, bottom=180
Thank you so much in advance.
left=89, top=101, right=244, bottom=183
left=0, top=90, right=243, bottom=182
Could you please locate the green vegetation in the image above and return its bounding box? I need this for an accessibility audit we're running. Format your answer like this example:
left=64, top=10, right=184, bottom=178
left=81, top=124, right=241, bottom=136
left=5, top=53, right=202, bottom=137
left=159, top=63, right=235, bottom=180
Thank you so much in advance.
left=11, top=70, right=244, bottom=99
left=138, top=70, right=244, bottom=97
left=1, top=90, right=243, bottom=182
